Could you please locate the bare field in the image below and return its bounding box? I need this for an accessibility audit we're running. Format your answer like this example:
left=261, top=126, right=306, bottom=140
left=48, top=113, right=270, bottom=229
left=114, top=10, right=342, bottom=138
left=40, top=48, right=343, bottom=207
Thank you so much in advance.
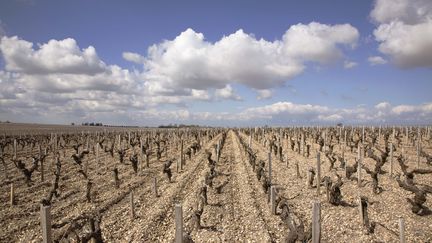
left=0, top=123, right=142, bottom=135
left=0, top=124, right=431, bottom=242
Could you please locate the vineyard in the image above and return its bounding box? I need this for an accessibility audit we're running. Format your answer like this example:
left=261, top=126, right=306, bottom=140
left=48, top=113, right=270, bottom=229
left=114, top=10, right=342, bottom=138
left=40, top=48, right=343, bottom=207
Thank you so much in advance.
left=0, top=123, right=431, bottom=242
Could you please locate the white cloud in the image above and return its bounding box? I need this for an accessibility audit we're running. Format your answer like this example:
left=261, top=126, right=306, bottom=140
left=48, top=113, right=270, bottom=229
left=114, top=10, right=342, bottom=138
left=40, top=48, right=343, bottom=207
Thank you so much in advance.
left=3, top=27, right=429, bottom=126
left=191, top=89, right=211, bottom=101
left=235, top=101, right=432, bottom=124
left=318, top=114, right=343, bottom=121
left=138, top=109, right=191, bottom=121
left=371, top=0, right=432, bottom=68
left=0, top=22, right=360, bottom=123
left=242, top=102, right=329, bottom=120
left=0, top=36, right=106, bottom=74
left=344, top=60, right=358, bottom=69
left=122, top=51, right=145, bottom=64
left=129, top=101, right=432, bottom=125
left=0, top=36, right=223, bottom=123
left=143, top=24, right=359, bottom=93
left=368, top=56, right=387, bottom=65
left=215, top=85, right=242, bottom=101
left=282, top=22, right=359, bottom=63
left=256, top=89, right=273, bottom=100
left=375, top=101, right=391, bottom=110
left=391, top=103, right=432, bottom=115
left=0, top=71, right=23, bottom=99
left=370, top=0, right=432, bottom=25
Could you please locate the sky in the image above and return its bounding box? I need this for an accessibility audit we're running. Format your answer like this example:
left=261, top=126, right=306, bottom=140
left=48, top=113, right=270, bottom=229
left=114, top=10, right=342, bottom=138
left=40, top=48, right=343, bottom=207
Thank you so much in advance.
left=0, top=0, right=431, bottom=126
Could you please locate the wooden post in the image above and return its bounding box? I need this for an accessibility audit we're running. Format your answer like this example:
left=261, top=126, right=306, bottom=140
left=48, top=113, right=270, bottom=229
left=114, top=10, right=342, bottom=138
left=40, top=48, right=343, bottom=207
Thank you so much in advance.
left=140, top=138, right=143, bottom=157
left=40, top=204, right=52, bottom=243
left=10, top=183, right=15, bottom=205
left=358, top=196, right=364, bottom=224
left=342, top=145, right=346, bottom=170
left=153, top=177, right=158, bottom=197
left=128, top=132, right=131, bottom=146
left=177, top=158, right=180, bottom=173
left=301, top=133, right=305, bottom=156
left=405, top=127, right=408, bottom=145
left=390, top=142, right=393, bottom=177
left=358, top=144, right=362, bottom=187
left=180, top=140, right=184, bottom=169
left=40, top=157, right=44, bottom=182
left=324, top=179, right=329, bottom=202
left=54, top=133, right=58, bottom=153
left=268, top=152, right=272, bottom=185
left=13, top=139, right=17, bottom=159
left=85, top=157, right=89, bottom=175
left=217, top=142, right=220, bottom=163
left=175, top=203, right=183, bottom=243
left=316, top=152, right=321, bottom=195
left=86, top=135, right=89, bottom=151
left=417, top=141, right=420, bottom=169
left=378, top=126, right=381, bottom=142
left=399, top=218, right=405, bottom=243
left=323, top=131, right=327, bottom=153
left=418, top=127, right=421, bottom=143
left=307, top=168, right=312, bottom=188
left=270, top=186, right=276, bottom=215
left=96, top=143, right=99, bottom=164
left=344, top=130, right=347, bottom=145
left=312, top=201, right=321, bottom=243
left=130, top=190, right=135, bottom=219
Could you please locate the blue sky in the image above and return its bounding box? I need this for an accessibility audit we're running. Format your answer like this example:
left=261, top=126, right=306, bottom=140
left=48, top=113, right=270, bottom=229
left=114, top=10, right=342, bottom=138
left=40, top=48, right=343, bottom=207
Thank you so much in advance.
left=0, top=0, right=431, bottom=126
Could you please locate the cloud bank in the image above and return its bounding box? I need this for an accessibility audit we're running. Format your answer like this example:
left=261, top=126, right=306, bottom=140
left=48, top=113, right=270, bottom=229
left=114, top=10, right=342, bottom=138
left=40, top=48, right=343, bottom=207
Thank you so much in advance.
left=0, top=18, right=430, bottom=126
left=371, top=0, right=432, bottom=68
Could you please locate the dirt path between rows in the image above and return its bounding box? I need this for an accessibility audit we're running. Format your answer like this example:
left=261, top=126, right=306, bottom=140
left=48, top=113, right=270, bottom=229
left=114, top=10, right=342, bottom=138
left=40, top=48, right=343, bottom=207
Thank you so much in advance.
left=141, top=130, right=288, bottom=242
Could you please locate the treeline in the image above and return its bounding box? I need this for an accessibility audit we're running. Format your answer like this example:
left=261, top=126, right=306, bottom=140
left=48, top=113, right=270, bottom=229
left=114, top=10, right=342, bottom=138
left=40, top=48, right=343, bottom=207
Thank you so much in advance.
left=158, top=124, right=203, bottom=128
left=81, top=122, right=104, bottom=126
left=77, top=122, right=138, bottom=128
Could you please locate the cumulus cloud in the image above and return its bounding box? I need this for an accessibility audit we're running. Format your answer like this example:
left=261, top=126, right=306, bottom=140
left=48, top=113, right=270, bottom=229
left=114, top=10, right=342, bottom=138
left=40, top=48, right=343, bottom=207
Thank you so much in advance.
left=370, top=0, right=432, bottom=24
left=0, top=22, right=359, bottom=122
left=0, top=71, right=23, bottom=99
left=241, top=102, right=329, bottom=120
left=235, top=101, right=432, bottom=124
left=256, top=89, right=273, bottom=100
left=122, top=51, right=145, bottom=64
left=344, top=60, right=358, bottom=69
left=391, top=103, right=432, bottom=115
left=375, top=101, right=391, bottom=110
left=143, top=24, right=358, bottom=93
left=368, top=56, right=387, bottom=65
left=3, top=26, right=429, bottom=126
left=371, top=0, right=432, bottom=68
left=318, top=114, right=343, bottom=122
left=215, top=85, right=242, bottom=101
left=191, top=89, right=211, bottom=101
left=0, top=36, right=221, bottom=124
left=282, top=22, right=359, bottom=63
left=0, top=36, right=106, bottom=74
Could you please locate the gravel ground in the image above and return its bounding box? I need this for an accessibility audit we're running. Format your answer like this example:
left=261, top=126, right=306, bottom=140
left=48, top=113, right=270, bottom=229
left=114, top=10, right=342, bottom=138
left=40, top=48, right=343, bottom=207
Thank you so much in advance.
left=1, top=126, right=431, bottom=242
